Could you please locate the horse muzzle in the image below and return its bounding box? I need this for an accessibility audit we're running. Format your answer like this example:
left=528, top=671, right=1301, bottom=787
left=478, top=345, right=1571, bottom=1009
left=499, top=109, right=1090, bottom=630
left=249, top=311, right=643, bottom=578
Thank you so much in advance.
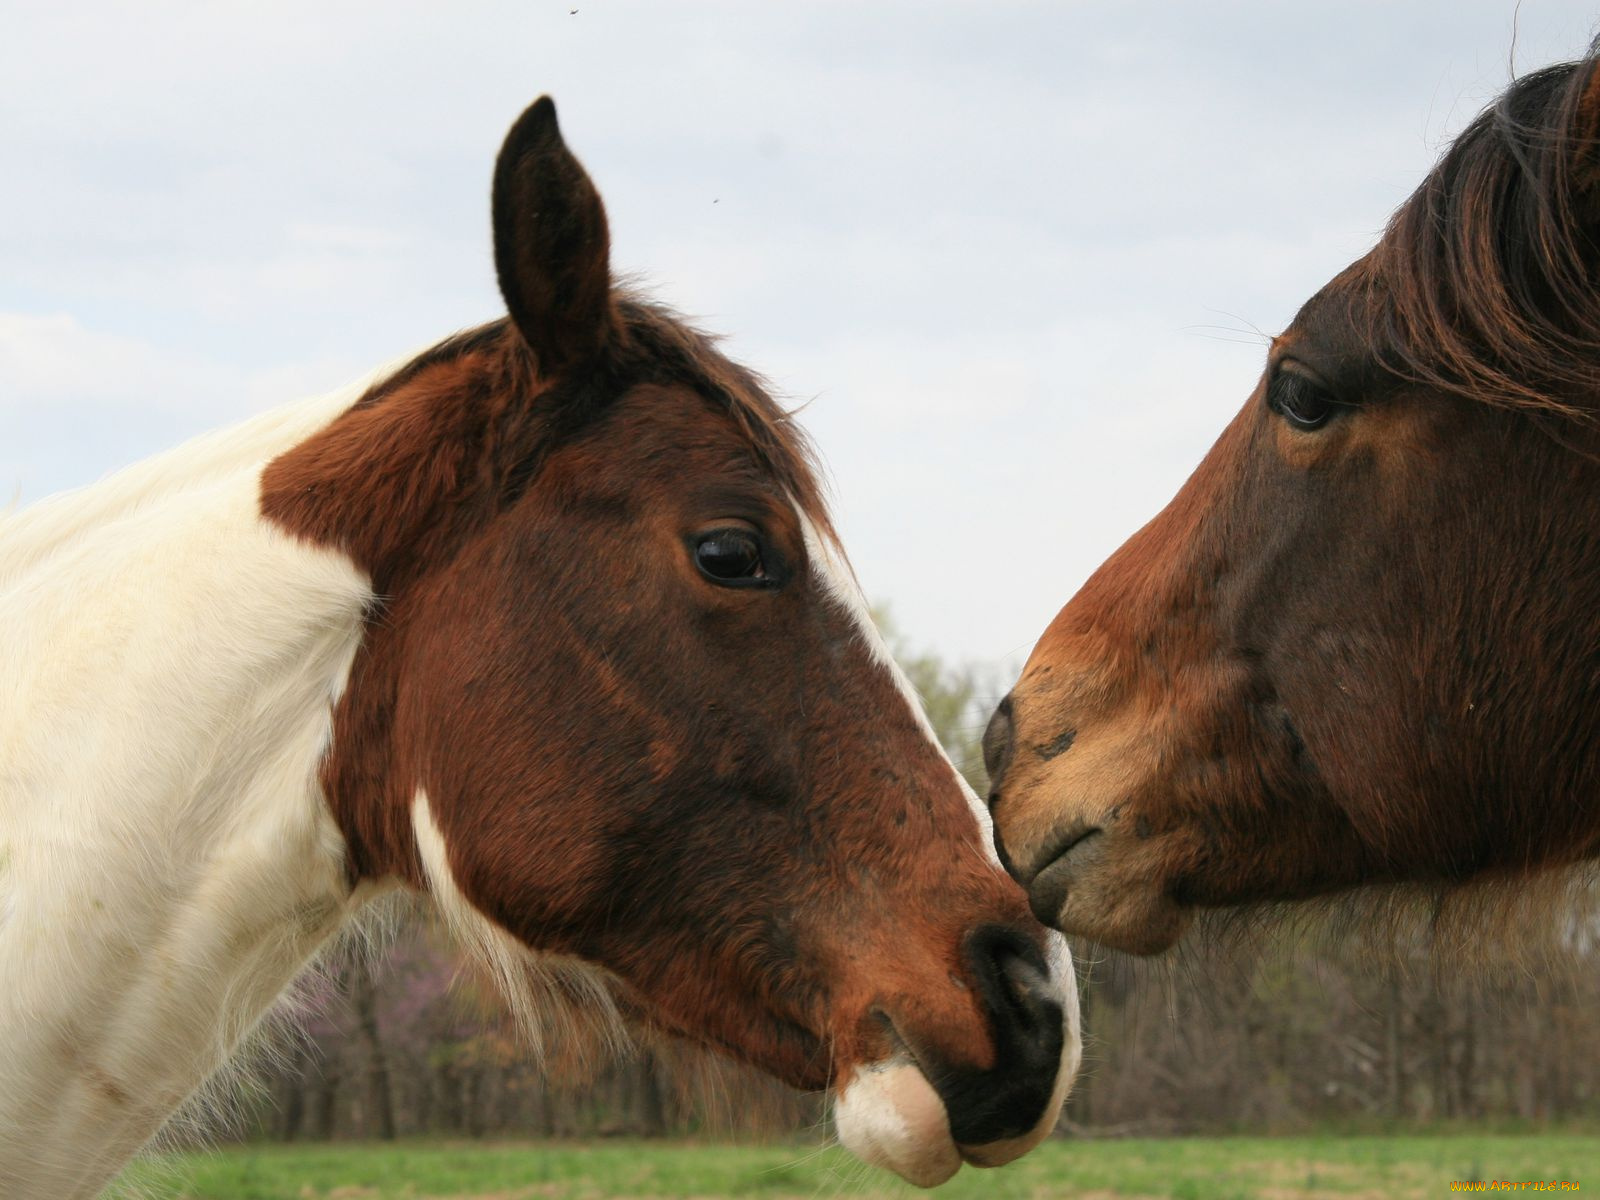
left=833, top=926, right=1079, bottom=1187
left=987, top=686, right=1195, bottom=954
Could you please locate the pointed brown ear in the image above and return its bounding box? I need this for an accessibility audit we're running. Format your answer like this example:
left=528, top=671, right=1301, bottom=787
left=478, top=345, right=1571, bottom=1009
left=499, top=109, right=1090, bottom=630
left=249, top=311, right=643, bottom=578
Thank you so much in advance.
left=492, top=97, right=617, bottom=376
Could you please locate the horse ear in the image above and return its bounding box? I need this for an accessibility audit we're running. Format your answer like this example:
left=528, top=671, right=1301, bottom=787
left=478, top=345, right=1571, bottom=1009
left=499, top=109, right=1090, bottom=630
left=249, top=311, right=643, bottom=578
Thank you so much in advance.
left=492, top=97, right=617, bottom=376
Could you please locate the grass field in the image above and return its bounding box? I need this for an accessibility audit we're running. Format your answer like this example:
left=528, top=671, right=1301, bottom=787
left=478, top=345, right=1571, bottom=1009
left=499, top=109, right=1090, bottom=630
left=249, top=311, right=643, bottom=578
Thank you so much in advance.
left=109, top=1134, right=1600, bottom=1200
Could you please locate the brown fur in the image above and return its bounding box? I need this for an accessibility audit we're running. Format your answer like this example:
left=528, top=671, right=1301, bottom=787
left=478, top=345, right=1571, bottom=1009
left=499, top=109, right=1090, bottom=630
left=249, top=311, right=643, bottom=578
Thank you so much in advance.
left=261, top=97, right=1065, bottom=1140
left=990, top=52, right=1600, bottom=956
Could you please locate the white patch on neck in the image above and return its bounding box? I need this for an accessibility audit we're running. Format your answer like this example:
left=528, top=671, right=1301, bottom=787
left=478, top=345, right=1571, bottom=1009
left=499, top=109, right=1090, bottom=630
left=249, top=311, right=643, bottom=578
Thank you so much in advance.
left=0, top=380, right=385, bottom=1199
left=0, top=364, right=392, bottom=593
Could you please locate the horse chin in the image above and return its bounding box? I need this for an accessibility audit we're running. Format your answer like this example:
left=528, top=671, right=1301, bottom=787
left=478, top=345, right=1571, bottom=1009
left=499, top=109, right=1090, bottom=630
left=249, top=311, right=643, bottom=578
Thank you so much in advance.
left=833, top=1053, right=1067, bottom=1188
left=1029, top=832, right=1193, bottom=955
left=834, top=1058, right=962, bottom=1187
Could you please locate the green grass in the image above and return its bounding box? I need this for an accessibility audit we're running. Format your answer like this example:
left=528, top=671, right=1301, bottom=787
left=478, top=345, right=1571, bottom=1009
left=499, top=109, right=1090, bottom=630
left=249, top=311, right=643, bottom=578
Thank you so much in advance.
left=110, top=1134, right=1600, bottom=1200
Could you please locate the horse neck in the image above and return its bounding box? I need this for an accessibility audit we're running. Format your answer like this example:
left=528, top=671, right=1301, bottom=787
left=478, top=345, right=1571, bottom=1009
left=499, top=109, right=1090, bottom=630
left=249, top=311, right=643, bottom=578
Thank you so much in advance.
left=0, top=381, right=387, bottom=1199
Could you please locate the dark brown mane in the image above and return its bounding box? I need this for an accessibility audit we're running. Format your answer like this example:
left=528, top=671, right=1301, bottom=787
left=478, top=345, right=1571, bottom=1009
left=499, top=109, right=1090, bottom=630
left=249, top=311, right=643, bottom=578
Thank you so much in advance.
left=353, top=295, right=836, bottom=545
left=1374, top=49, right=1600, bottom=420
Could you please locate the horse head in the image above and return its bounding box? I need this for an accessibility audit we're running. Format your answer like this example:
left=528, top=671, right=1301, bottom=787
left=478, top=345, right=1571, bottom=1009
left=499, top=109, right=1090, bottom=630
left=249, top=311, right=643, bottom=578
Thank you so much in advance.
left=264, top=98, right=1078, bottom=1183
left=988, top=55, right=1600, bottom=955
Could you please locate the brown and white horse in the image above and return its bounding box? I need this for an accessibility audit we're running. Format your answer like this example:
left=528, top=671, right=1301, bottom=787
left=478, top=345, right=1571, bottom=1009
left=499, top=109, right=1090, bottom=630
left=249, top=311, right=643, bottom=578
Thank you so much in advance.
left=0, top=99, right=1077, bottom=1197
left=988, top=51, right=1600, bottom=955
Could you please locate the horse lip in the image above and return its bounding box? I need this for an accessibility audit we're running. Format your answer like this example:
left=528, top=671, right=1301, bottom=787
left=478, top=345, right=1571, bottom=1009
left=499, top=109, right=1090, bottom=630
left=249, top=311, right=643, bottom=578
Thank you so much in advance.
left=869, top=1006, right=918, bottom=1065
left=866, top=1007, right=939, bottom=1096
left=866, top=1007, right=970, bottom=1146
left=1023, top=821, right=1101, bottom=887
left=1026, top=826, right=1102, bottom=926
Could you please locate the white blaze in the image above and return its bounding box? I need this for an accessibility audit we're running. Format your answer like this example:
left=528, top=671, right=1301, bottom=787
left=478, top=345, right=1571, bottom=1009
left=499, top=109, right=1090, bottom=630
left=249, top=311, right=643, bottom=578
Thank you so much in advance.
left=796, top=510, right=1080, bottom=1180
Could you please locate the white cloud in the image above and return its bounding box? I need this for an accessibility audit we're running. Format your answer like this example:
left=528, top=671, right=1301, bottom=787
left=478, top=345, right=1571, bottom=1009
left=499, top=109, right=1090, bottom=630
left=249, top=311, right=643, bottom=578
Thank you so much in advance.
left=4, top=0, right=1598, bottom=666
left=0, top=312, right=363, bottom=500
left=0, top=313, right=240, bottom=413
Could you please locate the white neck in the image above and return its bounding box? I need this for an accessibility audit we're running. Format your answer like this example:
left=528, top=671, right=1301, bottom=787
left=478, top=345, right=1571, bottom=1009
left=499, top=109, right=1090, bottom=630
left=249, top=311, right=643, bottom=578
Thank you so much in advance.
left=0, top=382, right=382, bottom=1198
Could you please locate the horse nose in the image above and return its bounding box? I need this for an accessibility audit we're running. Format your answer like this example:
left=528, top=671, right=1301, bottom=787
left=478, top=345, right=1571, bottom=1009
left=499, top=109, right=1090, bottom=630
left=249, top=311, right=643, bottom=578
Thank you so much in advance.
left=940, top=925, right=1067, bottom=1149
left=982, top=695, right=1015, bottom=790
left=983, top=697, right=1026, bottom=880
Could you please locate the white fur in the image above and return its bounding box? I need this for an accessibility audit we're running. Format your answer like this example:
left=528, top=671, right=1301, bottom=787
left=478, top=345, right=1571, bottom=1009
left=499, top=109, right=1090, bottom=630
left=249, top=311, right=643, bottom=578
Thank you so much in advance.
left=834, top=1059, right=962, bottom=1187
left=797, top=514, right=1081, bottom=1175
left=0, top=380, right=383, bottom=1199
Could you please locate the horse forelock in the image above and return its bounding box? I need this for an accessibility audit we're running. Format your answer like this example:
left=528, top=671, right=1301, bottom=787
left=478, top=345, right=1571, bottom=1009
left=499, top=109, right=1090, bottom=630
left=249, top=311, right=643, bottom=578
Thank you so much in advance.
left=331, top=293, right=840, bottom=565
left=609, top=294, right=840, bottom=548
left=1370, top=48, right=1600, bottom=423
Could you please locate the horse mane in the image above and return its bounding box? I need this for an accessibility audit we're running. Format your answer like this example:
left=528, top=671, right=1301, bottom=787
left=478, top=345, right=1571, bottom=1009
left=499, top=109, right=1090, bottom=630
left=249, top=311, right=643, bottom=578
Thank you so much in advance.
left=1372, top=47, right=1600, bottom=422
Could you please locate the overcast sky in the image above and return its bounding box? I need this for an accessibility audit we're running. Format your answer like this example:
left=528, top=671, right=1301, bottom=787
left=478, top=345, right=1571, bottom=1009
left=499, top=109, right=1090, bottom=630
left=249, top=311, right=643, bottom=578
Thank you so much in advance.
left=4, top=1, right=1597, bottom=675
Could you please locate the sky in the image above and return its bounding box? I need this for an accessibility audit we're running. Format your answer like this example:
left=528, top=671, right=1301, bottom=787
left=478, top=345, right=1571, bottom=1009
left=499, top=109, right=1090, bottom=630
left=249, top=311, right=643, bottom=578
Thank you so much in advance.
left=4, top=1, right=1598, bottom=675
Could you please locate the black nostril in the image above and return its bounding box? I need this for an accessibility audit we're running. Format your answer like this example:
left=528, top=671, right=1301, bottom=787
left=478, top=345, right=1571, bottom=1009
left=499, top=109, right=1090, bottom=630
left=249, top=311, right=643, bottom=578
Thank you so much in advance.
left=996, top=945, right=1051, bottom=1015
left=968, top=926, right=1056, bottom=1043
left=929, top=925, right=1066, bottom=1147
left=982, top=695, right=1016, bottom=790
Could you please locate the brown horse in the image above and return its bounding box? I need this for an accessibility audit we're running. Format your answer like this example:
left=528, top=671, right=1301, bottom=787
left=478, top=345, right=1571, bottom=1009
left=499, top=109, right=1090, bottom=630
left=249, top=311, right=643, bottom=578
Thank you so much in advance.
left=0, top=98, right=1075, bottom=1197
left=985, top=52, right=1600, bottom=956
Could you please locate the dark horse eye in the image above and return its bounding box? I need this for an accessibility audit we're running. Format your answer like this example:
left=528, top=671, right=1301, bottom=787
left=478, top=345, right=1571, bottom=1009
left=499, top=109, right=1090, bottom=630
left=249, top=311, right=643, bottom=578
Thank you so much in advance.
left=1267, top=370, right=1345, bottom=431
left=693, top=527, right=768, bottom=585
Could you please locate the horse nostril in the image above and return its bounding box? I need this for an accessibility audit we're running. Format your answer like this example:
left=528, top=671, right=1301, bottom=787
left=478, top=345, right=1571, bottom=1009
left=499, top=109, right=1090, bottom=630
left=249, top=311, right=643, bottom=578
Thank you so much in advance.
left=996, top=945, right=1051, bottom=1014
left=982, top=695, right=1016, bottom=790
left=932, top=925, right=1066, bottom=1148
left=971, top=927, right=1058, bottom=1043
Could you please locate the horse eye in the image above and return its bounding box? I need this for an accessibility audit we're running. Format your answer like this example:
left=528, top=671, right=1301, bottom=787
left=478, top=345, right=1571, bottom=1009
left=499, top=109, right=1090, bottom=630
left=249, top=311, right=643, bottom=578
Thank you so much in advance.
left=693, top=528, right=767, bottom=585
left=1268, top=371, right=1345, bottom=431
